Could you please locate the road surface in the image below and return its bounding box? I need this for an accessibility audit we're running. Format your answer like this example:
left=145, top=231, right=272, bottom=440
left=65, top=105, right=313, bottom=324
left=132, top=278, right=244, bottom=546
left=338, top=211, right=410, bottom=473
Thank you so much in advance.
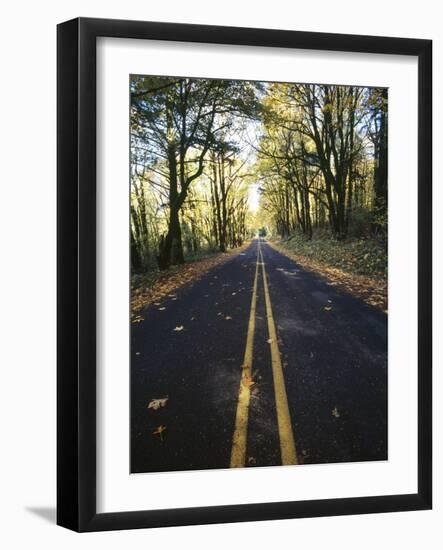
left=131, top=238, right=387, bottom=473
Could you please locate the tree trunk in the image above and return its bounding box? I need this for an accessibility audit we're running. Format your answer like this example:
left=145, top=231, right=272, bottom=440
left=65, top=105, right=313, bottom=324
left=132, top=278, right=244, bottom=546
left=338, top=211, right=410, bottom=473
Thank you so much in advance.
left=131, top=224, right=142, bottom=271
left=372, top=88, right=388, bottom=236
left=157, top=207, right=185, bottom=269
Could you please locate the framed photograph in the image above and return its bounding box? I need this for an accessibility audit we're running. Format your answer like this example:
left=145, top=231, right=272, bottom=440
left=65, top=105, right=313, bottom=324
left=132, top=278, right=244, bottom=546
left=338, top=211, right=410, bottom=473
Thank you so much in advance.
left=57, top=17, right=432, bottom=531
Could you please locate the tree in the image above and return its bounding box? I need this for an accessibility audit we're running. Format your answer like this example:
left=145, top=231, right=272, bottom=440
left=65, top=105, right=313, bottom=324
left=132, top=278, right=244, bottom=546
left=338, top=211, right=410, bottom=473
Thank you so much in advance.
left=363, top=88, right=388, bottom=237
left=256, top=83, right=377, bottom=240
left=131, top=77, right=259, bottom=269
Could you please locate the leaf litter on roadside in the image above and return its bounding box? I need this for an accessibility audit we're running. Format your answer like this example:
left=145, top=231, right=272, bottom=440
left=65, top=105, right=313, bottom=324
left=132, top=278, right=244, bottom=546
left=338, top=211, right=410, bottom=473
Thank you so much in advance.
left=268, top=240, right=387, bottom=311
left=130, top=244, right=248, bottom=320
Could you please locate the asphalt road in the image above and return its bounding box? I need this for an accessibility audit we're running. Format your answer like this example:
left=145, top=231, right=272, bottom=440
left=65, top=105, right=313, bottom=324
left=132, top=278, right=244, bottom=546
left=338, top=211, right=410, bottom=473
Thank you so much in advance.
left=131, top=238, right=387, bottom=473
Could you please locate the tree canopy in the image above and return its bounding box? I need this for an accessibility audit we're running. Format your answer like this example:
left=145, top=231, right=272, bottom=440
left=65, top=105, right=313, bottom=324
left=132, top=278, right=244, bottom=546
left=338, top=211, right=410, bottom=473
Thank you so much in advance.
left=130, top=76, right=387, bottom=272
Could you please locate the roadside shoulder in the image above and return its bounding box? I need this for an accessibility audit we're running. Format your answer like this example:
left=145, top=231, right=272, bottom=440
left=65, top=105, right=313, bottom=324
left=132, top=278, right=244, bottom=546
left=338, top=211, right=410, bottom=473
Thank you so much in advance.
left=131, top=242, right=250, bottom=318
left=267, top=240, right=387, bottom=312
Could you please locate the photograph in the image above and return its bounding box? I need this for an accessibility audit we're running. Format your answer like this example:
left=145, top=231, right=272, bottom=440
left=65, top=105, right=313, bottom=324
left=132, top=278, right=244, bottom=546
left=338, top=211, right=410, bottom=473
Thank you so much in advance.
left=130, top=75, right=388, bottom=474
left=0, top=0, right=435, bottom=541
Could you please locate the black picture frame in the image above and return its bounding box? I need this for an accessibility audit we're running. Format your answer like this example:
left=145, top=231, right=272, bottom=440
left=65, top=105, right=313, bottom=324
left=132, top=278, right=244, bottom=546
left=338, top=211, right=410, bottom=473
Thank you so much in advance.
left=57, top=17, right=432, bottom=532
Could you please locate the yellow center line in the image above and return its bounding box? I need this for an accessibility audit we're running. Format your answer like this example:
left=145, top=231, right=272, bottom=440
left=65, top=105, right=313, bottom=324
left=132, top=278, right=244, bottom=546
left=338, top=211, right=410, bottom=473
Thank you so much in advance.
left=230, top=239, right=260, bottom=468
left=259, top=244, right=298, bottom=465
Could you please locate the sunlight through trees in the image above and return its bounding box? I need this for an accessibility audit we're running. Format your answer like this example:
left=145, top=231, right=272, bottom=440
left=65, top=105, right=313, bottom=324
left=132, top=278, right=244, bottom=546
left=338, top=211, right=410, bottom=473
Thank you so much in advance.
left=130, top=77, right=387, bottom=272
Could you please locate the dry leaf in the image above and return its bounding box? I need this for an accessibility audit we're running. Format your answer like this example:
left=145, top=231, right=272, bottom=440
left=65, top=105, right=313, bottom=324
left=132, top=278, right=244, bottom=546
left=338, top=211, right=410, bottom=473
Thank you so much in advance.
left=242, top=374, right=255, bottom=388
left=225, top=316, right=232, bottom=320
left=148, top=397, right=168, bottom=410
left=132, top=315, right=144, bottom=324
left=173, top=325, right=184, bottom=332
left=158, top=307, right=166, bottom=311
left=332, top=407, right=340, bottom=418
left=153, top=425, right=167, bottom=440
left=323, top=306, right=332, bottom=311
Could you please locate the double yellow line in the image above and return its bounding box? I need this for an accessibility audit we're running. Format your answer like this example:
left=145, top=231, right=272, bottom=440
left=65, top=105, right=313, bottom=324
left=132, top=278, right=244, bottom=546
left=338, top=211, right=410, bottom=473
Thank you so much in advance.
left=230, top=239, right=297, bottom=467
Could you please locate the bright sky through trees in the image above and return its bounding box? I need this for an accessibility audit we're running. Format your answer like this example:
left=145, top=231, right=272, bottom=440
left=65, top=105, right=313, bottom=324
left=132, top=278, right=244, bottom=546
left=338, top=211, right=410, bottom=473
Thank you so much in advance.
left=130, top=76, right=387, bottom=272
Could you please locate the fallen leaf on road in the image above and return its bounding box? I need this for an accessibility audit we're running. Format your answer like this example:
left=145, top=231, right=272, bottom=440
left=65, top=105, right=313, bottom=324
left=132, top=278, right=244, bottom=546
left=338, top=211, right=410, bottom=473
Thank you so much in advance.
left=153, top=425, right=167, bottom=440
left=332, top=407, right=340, bottom=418
left=135, top=352, right=141, bottom=356
left=231, top=292, right=237, bottom=295
left=132, top=315, right=144, bottom=324
left=173, top=325, right=184, bottom=332
left=131, top=244, right=249, bottom=319
left=242, top=375, right=255, bottom=388
left=225, top=316, right=232, bottom=320
left=323, top=306, right=333, bottom=311
left=148, top=398, right=168, bottom=410
left=154, top=302, right=161, bottom=306
left=158, top=307, right=166, bottom=311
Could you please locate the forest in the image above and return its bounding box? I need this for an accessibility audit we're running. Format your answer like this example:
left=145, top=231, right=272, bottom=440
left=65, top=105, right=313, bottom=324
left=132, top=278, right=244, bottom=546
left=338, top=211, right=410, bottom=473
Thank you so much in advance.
left=130, top=76, right=388, bottom=281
